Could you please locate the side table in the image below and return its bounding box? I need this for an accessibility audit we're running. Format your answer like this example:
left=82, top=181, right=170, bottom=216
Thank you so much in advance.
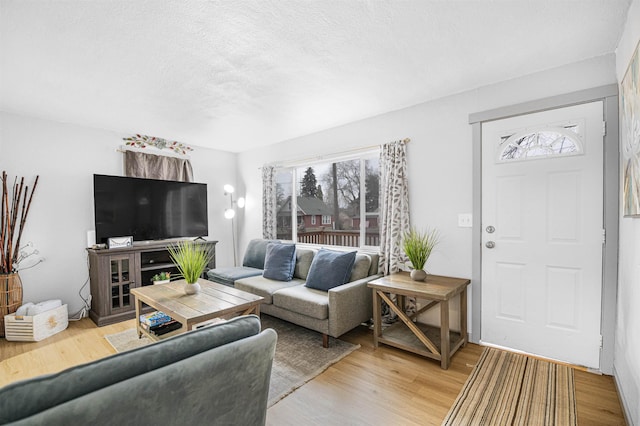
left=368, top=272, right=470, bottom=369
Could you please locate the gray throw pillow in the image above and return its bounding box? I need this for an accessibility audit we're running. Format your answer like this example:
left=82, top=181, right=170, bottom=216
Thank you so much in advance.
left=305, top=248, right=357, bottom=291
left=262, top=243, right=296, bottom=281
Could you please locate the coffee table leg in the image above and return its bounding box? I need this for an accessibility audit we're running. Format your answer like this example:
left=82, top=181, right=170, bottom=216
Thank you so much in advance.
left=134, top=296, right=142, bottom=339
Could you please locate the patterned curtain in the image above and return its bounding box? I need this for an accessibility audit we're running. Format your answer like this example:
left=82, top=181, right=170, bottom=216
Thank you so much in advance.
left=262, top=165, right=277, bottom=239
left=379, top=139, right=412, bottom=322
left=124, top=151, right=193, bottom=182
left=379, top=139, right=410, bottom=275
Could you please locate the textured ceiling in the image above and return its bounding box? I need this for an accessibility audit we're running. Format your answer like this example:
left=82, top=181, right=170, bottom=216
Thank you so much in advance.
left=0, top=1, right=631, bottom=152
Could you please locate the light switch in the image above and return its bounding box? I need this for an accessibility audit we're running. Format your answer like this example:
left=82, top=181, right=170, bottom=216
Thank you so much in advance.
left=458, top=213, right=472, bottom=228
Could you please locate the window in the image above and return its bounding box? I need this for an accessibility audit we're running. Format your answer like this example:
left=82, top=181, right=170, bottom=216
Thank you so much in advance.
left=498, top=125, right=583, bottom=163
left=273, top=150, right=380, bottom=249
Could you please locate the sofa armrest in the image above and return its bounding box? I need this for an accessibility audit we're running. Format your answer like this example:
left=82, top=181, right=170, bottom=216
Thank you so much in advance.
left=327, top=274, right=381, bottom=337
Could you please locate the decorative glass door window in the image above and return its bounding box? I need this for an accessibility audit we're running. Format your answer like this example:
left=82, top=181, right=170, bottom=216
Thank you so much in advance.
left=497, top=125, right=583, bottom=163
left=110, top=256, right=133, bottom=311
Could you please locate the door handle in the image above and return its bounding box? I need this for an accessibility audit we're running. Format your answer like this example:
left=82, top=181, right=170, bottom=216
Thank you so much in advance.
left=485, top=241, right=495, bottom=249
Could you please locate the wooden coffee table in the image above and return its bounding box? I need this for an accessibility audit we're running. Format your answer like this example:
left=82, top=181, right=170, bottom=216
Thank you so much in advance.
left=131, top=278, right=264, bottom=341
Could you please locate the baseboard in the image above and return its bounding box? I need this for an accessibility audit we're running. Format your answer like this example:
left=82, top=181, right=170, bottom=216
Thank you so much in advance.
left=468, top=332, right=478, bottom=344
left=613, top=366, right=634, bottom=426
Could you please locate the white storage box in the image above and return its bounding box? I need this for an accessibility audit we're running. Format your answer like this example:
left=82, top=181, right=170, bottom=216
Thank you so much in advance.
left=4, top=304, right=68, bottom=342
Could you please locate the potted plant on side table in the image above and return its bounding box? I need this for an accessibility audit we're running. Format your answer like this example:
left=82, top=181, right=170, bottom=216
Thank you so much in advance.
left=167, top=240, right=214, bottom=294
left=402, top=227, right=440, bottom=281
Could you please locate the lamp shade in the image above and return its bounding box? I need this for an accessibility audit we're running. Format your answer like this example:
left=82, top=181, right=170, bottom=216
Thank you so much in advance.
left=223, top=184, right=235, bottom=194
left=224, top=208, right=236, bottom=219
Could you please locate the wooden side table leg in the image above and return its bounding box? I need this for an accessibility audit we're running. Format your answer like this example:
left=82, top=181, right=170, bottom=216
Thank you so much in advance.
left=440, top=300, right=450, bottom=369
left=372, top=289, right=381, bottom=348
left=460, top=288, right=468, bottom=347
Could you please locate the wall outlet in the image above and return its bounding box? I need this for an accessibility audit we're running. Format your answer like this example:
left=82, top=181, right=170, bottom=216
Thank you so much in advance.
left=458, top=213, right=472, bottom=228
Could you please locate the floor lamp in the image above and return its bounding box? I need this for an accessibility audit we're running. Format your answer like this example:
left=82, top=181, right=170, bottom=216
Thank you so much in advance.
left=224, top=184, right=245, bottom=266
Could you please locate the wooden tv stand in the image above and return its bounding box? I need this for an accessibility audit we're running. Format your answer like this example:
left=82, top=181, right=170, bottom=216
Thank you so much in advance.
left=87, top=240, right=217, bottom=326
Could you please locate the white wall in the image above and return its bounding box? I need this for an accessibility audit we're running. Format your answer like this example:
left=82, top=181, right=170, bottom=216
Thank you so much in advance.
left=615, top=0, right=640, bottom=423
left=238, top=53, right=616, bottom=333
left=0, top=112, right=238, bottom=315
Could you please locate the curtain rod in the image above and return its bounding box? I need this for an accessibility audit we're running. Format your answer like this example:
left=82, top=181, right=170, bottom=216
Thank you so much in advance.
left=261, top=138, right=410, bottom=169
left=116, top=145, right=191, bottom=160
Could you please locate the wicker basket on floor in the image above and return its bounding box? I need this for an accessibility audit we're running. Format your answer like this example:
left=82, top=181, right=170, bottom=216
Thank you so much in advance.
left=1, top=273, right=23, bottom=338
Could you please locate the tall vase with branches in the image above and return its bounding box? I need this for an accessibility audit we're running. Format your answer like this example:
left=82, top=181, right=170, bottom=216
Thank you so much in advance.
left=1, top=171, right=39, bottom=337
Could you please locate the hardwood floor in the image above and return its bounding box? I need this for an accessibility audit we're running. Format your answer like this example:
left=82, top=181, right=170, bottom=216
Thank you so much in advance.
left=0, top=319, right=627, bottom=425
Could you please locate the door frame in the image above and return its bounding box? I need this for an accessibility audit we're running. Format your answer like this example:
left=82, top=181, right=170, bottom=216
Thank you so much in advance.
left=469, top=84, right=619, bottom=374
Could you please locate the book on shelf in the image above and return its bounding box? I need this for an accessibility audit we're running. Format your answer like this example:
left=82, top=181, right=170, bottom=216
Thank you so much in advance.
left=140, top=311, right=171, bottom=327
left=150, top=320, right=182, bottom=336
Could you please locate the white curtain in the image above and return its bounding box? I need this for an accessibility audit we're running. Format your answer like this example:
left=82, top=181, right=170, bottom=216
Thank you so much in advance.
left=124, top=151, right=193, bottom=182
left=379, top=139, right=410, bottom=275
left=262, top=165, right=277, bottom=239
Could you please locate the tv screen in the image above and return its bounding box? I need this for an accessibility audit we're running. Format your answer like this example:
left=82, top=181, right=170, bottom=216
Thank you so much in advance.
left=93, top=174, right=208, bottom=244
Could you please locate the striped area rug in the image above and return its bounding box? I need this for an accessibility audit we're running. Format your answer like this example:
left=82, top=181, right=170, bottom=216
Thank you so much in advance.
left=443, top=347, right=577, bottom=425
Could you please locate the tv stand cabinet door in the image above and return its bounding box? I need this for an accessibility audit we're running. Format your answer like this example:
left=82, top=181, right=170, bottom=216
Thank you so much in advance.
left=89, top=252, right=139, bottom=326
left=107, top=253, right=138, bottom=315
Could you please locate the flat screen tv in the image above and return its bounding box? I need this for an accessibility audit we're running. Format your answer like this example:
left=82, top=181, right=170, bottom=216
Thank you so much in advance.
left=93, top=174, right=208, bottom=244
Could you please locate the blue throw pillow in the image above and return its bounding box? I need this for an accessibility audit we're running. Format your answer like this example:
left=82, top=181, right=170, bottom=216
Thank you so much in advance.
left=262, top=243, right=296, bottom=281
left=305, top=249, right=357, bottom=291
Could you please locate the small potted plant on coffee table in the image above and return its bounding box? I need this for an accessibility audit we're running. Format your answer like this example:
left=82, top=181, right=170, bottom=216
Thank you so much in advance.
left=168, top=240, right=214, bottom=294
left=402, top=226, right=440, bottom=281
left=151, top=271, right=171, bottom=285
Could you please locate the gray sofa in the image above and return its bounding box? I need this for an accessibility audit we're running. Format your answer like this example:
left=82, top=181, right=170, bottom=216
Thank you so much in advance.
left=207, top=239, right=278, bottom=286
left=209, top=239, right=380, bottom=347
left=0, top=315, right=276, bottom=426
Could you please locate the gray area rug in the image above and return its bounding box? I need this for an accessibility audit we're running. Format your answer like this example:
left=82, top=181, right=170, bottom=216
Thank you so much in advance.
left=104, top=314, right=359, bottom=407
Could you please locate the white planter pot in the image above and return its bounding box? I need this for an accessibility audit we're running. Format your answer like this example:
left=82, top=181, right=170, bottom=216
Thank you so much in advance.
left=184, top=282, right=201, bottom=295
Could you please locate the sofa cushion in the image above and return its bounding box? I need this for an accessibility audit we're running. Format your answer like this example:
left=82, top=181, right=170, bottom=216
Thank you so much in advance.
left=349, top=253, right=372, bottom=282
left=242, top=239, right=279, bottom=269
left=207, top=266, right=263, bottom=286
left=293, top=248, right=316, bottom=280
left=235, top=275, right=305, bottom=304
left=272, top=285, right=329, bottom=320
left=367, top=253, right=380, bottom=276
left=305, top=249, right=357, bottom=291
left=0, top=315, right=262, bottom=424
left=262, top=243, right=296, bottom=281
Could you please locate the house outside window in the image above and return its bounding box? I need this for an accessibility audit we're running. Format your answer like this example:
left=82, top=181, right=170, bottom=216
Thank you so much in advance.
left=274, top=150, right=379, bottom=249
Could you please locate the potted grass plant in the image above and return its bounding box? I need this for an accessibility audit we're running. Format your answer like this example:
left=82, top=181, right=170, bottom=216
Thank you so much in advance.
left=402, top=227, right=440, bottom=281
left=167, top=240, right=214, bottom=294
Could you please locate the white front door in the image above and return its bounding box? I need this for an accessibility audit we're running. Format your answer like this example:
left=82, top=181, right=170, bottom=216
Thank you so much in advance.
left=481, top=101, right=604, bottom=369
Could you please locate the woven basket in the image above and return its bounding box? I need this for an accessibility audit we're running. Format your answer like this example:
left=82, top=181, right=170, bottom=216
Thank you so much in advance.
left=1, top=273, right=23, bottom=338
